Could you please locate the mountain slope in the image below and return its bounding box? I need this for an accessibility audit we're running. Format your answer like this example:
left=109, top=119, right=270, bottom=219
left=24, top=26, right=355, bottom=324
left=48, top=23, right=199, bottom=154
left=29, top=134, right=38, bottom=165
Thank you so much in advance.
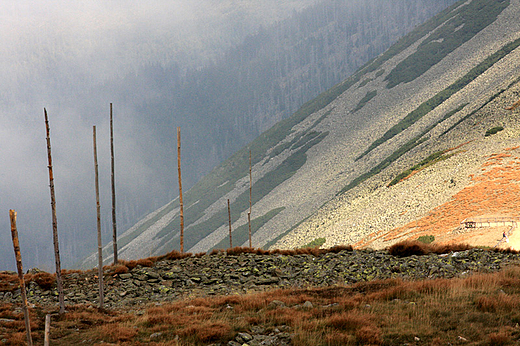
left=80, top=0, right=520, bottom=267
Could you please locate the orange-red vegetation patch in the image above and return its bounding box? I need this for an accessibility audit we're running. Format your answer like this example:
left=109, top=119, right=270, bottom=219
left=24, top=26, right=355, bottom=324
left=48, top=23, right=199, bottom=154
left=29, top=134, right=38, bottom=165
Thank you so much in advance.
left=357, top=148, right=520, bottom=249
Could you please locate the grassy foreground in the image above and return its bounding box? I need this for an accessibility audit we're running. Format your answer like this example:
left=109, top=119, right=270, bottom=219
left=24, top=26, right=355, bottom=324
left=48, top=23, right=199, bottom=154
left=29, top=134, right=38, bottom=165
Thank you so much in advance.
left=2, top=243, right=520, bottom=345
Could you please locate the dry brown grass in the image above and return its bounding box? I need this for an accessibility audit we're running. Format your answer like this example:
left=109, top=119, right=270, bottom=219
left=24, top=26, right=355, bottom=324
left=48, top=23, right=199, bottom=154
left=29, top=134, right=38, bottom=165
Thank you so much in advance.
left=105, top=264, right=130, bottom=275
left=118, top=258, right=157, bottom=270
left=203, top=245, right=354, bottom=258
left=3, top=265, right=520, bottom=345
left=0, top=271, right=56, bottom=292
left=97, top=323, right=138, bottom=342
left=0, top=273, right=19, bottom=292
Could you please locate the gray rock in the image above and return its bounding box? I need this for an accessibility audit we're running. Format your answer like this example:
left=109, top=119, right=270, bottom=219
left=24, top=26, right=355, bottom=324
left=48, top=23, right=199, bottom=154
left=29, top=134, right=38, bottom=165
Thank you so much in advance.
left=146, top=271, right=160, bottom=279
left=236, top=332, right=253, bottom=343
left=268, top=300, right=286, bottom=308
left=302, top=301, right=313, bottom=309
left=150, top=332, right=162, bottom=340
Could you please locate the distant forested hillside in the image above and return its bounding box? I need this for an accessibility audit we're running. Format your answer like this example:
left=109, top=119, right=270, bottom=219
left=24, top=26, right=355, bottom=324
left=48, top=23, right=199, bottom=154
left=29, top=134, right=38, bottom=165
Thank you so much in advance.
left=104, top=0, right=458, bottom=201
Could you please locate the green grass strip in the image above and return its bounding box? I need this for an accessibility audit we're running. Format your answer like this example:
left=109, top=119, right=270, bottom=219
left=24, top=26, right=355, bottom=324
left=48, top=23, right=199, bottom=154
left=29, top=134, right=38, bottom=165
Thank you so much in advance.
left=357, top=35, right=520, bottom=161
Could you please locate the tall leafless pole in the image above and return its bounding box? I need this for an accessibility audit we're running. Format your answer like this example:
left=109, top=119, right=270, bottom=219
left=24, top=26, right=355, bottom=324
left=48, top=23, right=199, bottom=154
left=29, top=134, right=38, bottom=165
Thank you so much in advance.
left=228, top=199, right=232, bottom=248
left=248, top=150, right=252, bottom=248
left=93, top=126, right=104, bottom=307
left=44, top=108, right=65, bottom=314
left=44, top=314, right=51, bottom=346
left=177, top=127, right=184, bottom=253
left=9, top=210, right=33, bottom=346
left=110, top=103, right=118, bottom=264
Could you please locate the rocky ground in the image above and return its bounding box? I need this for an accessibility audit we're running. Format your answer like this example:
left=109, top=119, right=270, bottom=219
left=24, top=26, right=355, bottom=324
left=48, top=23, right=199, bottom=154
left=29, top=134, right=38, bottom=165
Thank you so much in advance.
left=3, top=247, right=520, bottom=345
left=3, top=247, right=520, bottom=309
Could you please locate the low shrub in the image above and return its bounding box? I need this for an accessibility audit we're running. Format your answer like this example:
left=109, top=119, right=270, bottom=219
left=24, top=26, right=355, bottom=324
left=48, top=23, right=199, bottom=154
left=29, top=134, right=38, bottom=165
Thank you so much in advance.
left=485, top=126, right=504, bottom=136
left=388, top=241, right=428, bottom=257
left=31, top=272, right=56, bottom=290
left=105, top=264, right=129, bottom=275
left=388, top=240, right=474, bottom=257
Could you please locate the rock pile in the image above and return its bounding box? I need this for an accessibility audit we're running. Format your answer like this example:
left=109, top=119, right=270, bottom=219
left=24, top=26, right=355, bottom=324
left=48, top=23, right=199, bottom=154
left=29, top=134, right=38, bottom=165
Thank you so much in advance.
left=1, top=248, right=519, bottom=309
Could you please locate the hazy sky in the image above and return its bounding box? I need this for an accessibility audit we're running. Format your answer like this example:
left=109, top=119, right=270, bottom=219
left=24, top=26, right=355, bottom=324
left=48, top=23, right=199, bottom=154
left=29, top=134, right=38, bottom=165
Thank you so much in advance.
left=0, top=0, right=320, bottom=271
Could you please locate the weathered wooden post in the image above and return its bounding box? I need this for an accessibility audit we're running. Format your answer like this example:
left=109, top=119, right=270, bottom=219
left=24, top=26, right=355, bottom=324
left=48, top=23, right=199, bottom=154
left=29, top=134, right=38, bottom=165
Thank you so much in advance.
left=228, top=199, right=232, bottom=248
left=93, top=126, right=104, bottom=307
left=110, top=103, right=118, bottom=265
left=44, top=314, right=51, bottom=346
left=9, top=210, right=33, bottom=346
left=177, top=127, right=184, bottom=253
left=44, top=108, right=66, bottom=314
left=248, top=150, right=252, bottom=248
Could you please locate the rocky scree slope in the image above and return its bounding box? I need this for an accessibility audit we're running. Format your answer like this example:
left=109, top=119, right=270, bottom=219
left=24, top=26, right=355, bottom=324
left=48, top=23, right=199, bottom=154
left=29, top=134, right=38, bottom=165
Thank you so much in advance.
left=273, top=0, right=520, bottom=250
left=278, top=77, right=520, bottom=251
left=80, top=0, right=520, bottom=267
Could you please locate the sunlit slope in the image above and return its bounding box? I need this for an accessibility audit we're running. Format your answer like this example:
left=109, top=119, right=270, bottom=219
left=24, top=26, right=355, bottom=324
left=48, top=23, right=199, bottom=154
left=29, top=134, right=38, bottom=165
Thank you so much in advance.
left=80, top=0, right=520, bottom=267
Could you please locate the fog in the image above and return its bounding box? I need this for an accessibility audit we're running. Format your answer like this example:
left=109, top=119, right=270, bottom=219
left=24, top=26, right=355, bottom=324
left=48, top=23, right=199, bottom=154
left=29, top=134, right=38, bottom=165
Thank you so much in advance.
left=0, top=0, right=319, bottom=270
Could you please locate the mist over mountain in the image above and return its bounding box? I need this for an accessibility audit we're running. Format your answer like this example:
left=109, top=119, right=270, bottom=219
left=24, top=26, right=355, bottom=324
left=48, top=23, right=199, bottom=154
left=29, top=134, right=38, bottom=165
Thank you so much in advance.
left=1, top=1, right=456, bottom=271
left=77, top=0, right=520, bottom=268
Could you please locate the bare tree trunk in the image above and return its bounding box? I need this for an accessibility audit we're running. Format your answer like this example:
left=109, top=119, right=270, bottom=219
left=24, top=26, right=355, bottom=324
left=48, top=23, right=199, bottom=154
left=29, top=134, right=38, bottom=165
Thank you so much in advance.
left=9, top=210, right=33, bottom=346
left=249, top=150, right=252, bottom=248
left=93, top=126, right=104, bottom=308
left=44, top=314, right=51, bottom=346
left=110, top=103, right=118, bottom=265
left=177, top=127, right=184, bottom=253
left=44, top=108, right=65, bottom=314
left=228, top=199, right=232, bottom=248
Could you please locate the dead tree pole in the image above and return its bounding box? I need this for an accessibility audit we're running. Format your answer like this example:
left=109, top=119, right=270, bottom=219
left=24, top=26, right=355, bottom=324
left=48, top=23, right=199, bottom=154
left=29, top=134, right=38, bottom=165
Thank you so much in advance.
left=110, top=103, right=118, bottom=264
left=177, top=127, right=184, bottom=253
left=228, top=199, right=232, bottom=248
left=248, top=150, right=252, bottom=248
left=9, top=210, right=33, bottom=346
left=93, top=126, right=104, bottom=307
left=44, top=108, right=65, bottom=314
left=44, top=314, right=51, bottom=346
